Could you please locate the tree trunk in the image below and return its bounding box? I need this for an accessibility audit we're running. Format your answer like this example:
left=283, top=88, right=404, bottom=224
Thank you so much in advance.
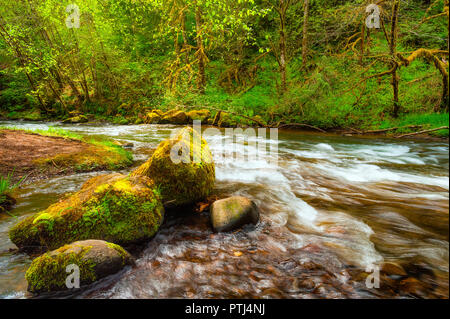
left=359, top=22, right=366, bottom=65
left=390, top=0, right=400, bottom=118
left=302, top=0, right=310, bottom=69
left=195, top=6, right=206, bottom=94
left=279, top=0, right=288, bottom=93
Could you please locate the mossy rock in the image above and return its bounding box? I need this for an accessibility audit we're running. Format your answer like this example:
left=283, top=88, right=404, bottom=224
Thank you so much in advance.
left=9, top=173, right=164, bottom=251
left=160, top=110, right=189, bottom=125
left=145, top=111, right=162, bottom=124
left=186, top=110, right=211, bottom=122
left=0, top=193, right=16, bottom=214
left=63, top=115, right=89, bottom=124
left=212, top=111, right=222, bottom=126
left=218, top=113, right=240, bottom=127
left=69, top=110, right=82, bottom=117
left=210, top=196, right=260, bottom=232
left=151, top=109, right=164, bottom=116
left=131, top=127, right=215, bottom=207
left=25, top=240, right=133, bottom=293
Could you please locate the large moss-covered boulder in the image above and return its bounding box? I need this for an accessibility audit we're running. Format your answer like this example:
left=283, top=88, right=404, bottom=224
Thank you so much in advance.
left=9, top=173, right=164, bottom=251
left=210, top=196, right=260, bottom=232
left=26, top=240, right=133, bottom=293
left=131, top=127, right=215, bottom=207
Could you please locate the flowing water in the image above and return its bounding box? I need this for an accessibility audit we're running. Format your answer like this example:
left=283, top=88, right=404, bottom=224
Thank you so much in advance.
left=0, top=121, right=448, bottom=299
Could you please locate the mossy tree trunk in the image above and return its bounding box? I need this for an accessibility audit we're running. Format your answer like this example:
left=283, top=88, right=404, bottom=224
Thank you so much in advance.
left=195, top=6, right=206, bottom=94
left=390, top=0, right=400, bottom=118
left=301, top=0, right=310, bottom=69
left=276, top=0, right=292, bottom=93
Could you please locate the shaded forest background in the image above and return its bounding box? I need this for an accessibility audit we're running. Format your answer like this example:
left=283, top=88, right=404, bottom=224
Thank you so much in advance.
left=0, top=0, right=448, bottom=134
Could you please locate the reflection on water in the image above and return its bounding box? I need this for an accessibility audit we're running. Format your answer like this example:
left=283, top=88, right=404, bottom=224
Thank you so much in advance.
left=0, top=121, right=448, bottom=299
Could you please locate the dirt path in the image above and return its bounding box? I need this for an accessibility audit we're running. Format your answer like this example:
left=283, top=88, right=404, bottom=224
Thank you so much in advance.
left=0, top=130, right=89, bottom=182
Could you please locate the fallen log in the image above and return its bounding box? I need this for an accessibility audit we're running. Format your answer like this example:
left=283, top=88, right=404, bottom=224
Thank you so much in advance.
left=276, top=123, right=326, bottom=133
left=395, top=126, right=449, bottom=138
left=343, top=125, right=423, bottom=135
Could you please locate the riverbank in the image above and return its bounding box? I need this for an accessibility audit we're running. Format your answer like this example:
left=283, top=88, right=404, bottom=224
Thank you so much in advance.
left=1, top=113, right=448, bottom=141
left=0, top=128, right=133, bottom=184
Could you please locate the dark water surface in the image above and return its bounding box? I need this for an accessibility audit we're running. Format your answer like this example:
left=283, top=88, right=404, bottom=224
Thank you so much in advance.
left=0, top=121, right=448, bottom=299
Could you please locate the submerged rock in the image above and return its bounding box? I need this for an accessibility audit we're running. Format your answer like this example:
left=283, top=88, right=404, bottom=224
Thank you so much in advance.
left=0, top=194, right=16, bottom=214
left=26, top=240, right=133, bottom=293
left=112, top=140, right=134, bottom=149
left=131, top=127, right=215, bottom=207
left=381, top=261, right=407, bottom=277
left=9, top=173, right=164, bottom=251
left=210, top=196, right=260, bottom=232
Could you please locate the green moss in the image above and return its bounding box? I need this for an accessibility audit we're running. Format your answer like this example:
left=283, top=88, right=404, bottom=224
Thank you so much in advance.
left=62, top=115, right=89, bottom=124
left=186, top=109, right=211, bottom=122
left=9, top=174, right=164, bottom=251
left=160, top=110, right=189, bottom=124
left=106, top=242, right=130, bottom=265
left=25, top=244, right=96, bottom=293
left=145, top=111, right=162, bottom=124
left=131, top=127, right=215, bottom=207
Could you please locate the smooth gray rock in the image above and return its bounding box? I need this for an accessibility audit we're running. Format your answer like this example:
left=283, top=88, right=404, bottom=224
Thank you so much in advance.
left=210, top=196, right=260, bottom=232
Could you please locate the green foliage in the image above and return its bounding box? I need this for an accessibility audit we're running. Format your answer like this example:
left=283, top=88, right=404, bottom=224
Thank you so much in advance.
left=0, top=0, right=448, bottom=133
left=0, top=171, right=25, bottom=206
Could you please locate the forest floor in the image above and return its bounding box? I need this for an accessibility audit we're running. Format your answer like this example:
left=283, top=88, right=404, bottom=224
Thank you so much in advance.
left=0, top=129, right=133, bottom=183
left=0, top=130, right=89, bottom=182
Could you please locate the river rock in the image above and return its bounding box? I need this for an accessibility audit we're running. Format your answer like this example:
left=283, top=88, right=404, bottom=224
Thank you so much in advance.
left=113, top=140, right=134, bottom=149
left=145, top=110, right=162, bottom=124
left=186, top=109, right=211, bottom=122
left=0, top=194, right=16, bottom=213
left=25, top=240, right=133, bottom=293
left=160, top=110, right=189, bottom=125
left=210, top=196, right=260, bottom=232
left=217, top=113, right=239, bottom=127
left=9, top=173, right=164, bottom=251
left=381, top=261, right=407, bottom=277
left=62, top=115, right=89, bottom=124
left=398, top=277, right=428, bottom=298
left=131, top=127, right=215, bottom=207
